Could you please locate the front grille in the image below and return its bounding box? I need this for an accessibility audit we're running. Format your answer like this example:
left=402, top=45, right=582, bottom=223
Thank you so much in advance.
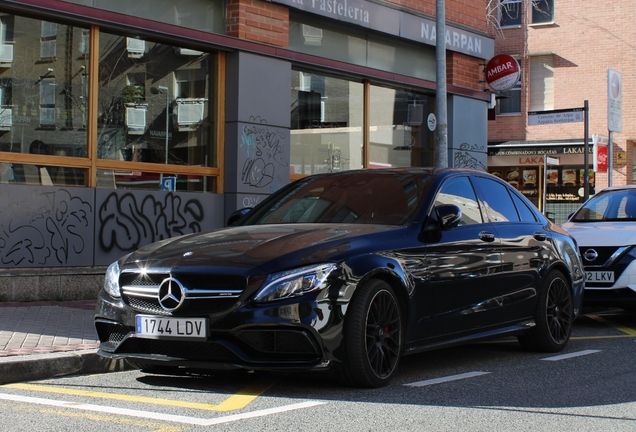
left=120, top=269, right=247, bottom=315
left=579, top=246, right=625, bottom=266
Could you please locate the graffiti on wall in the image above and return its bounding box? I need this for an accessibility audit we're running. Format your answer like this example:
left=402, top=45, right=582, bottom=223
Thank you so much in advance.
left=98, top=191, right=205, bottom=253
left=240, top=116, right=288, bottom=191
left=454, top=143, right=487, bottom=170
left=0, top=189, right=92, bottom=266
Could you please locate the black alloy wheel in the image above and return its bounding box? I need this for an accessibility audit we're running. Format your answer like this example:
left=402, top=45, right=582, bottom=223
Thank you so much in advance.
left=339, top=279, right=403, bottom=388
left=518, top=270, right=573, bottom=352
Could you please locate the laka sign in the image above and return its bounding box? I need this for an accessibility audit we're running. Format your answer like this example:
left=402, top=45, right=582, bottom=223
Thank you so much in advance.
left=485, top=54, right=520, bottom=93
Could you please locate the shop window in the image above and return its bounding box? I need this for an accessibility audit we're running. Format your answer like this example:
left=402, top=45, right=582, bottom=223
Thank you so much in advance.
left=532, top=0, right=554, bottom=24
left=499, top=0, right=522, bottom=27
left=97, top=32, right=216, bottom=184
left=290, top=70, right=363, bottom=175
left=497, top=80, right=521, bottom=115
left=529, top=55, right=554, bottom=112
left=369, top=85, right=435, bottom=168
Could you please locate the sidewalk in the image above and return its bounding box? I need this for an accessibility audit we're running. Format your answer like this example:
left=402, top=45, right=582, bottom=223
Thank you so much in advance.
left=0, top=300, right=128, bottom=384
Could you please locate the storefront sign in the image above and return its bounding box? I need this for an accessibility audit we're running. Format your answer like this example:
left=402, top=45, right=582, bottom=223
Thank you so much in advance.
left=485, top=54, right=520, bottom=93
left=488, top=145, right=592, bottom=157
left=596, top=144, right=608, bottom=172
left=272, top=0, right=494, bottom=59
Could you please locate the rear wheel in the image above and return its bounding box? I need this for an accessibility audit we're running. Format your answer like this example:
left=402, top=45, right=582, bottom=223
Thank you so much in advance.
left=518, top=270, right=573, bottom=352
left=339, top=279, right=403, bottom=388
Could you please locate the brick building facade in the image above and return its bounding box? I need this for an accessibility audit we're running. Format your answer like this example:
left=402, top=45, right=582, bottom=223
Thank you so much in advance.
left=0, top=0, right=493, bottom=301
left=488, top=0, right=636, bottom=222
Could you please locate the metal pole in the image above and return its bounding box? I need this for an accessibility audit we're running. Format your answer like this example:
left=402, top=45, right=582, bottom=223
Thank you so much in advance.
left=543, top=154, right=547, bottom=215
left=608, top=131, right=613, bottom=187
left=435, top=0, right=448, bottom=168
left=584, top=100, right=589, bottom=200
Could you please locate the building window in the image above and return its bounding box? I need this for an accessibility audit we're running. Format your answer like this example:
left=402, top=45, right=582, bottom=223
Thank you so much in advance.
left=532, top=0, right=554, bottom=24
left=290, top=70, right=363, bottom=175
left=497, top=80, right=522, bottom=115
left=40, top=21, right=57, bottom=59
left=499, top=0, right=522, bottom=27
left=529, top=55, right=554, bottom=112
left=97, top=32, right=217, bottom=191
left=39, top=77, right=56, bottom=127
left=369, top=85, right=435, bottom=168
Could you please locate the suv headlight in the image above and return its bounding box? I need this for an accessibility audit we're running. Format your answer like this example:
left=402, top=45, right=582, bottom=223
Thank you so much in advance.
left=103, top=260, right=122, bottom=298
left=254, top=263, right=338, bottom=302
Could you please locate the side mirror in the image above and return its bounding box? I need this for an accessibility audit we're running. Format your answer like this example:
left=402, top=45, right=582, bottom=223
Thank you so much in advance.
left=419, top=204, right=462, bottom=243
left=435, top=204, right=463, bottom=230
left=227, top=207, right=251, bottom=226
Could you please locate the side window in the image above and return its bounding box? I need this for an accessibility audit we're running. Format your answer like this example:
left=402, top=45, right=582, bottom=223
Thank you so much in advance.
left=434, top=177, right=483, bottom=225
left=511, top=192, right=538, bottom=222
left=472, top=177, right=519, bottom=223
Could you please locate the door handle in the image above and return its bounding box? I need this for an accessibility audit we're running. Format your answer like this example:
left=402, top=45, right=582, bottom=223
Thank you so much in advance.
left=479, top=231, right=496, bottom=242
left=533, top=231, right=547, bottom=241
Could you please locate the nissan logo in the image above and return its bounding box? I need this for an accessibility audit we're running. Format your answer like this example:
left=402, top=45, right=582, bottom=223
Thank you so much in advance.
left=158, top=277, right=185, bottom=311
left=583, top=249, right=599, bottom=262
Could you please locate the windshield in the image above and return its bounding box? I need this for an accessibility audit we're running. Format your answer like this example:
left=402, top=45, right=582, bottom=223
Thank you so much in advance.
left=241, top=171, right=432, bottom=226
left=571, top=189, right=636, bottom=222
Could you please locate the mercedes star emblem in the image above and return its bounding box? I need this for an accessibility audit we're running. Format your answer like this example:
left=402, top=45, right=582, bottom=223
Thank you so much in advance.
left=157, top=277, right=185, bottom=311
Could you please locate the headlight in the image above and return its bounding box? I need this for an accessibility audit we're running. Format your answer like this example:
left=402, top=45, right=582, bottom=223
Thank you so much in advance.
left=254, top=263, right=338, bottom=302
left=103, top=260, right=121, bottom=298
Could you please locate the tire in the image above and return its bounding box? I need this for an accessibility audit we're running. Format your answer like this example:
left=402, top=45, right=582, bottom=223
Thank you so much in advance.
left=339, top=279, right=403, bottom=388
left=518, top=270, right=573, bottom=352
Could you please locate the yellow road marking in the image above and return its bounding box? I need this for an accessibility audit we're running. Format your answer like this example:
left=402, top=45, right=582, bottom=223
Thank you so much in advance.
left=4, top=379, right=273, bottom=412
left=587, top=314, right=636, bottom=336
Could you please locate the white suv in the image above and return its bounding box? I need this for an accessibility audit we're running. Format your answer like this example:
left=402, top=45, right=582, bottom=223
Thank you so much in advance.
left=562, top=185, right=636, bottom=309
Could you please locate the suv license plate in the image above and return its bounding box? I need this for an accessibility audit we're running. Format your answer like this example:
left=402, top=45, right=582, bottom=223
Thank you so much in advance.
left=136, top=315, right=207, bottom=340
left=586, top=271, right=614, bottom=283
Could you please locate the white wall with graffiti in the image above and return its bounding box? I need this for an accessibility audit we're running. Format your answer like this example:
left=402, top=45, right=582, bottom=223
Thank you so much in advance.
left=0, top=184, right=224, bottom=268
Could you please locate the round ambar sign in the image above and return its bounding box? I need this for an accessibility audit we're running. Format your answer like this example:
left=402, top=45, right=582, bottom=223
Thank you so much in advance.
left=485, top=54, right=520, bottom=93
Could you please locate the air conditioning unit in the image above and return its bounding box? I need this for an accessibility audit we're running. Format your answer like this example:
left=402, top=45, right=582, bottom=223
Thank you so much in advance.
left=177, top=47, right=204, bottom=56
left=0, top=44, right=13, bottom=63
left=0, top=107, right=12, bottom=130
left=302, top=24, right=323, bottom=46
left=126, top=38, right=145, bottom=58
left=126, top=105, right=147, bottom=135
left=175, top=98, right=206, bottom=131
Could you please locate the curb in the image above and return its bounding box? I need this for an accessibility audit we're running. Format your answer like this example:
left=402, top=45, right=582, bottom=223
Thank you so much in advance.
left=0, top=349, right=131, bottom=384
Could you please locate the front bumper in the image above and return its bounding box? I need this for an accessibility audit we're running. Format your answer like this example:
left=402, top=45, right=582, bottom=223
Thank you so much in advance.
left=94, top=289, right=343, bottom=371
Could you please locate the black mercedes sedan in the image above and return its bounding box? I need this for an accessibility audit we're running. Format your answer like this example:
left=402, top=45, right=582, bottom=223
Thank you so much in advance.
left=95, top=168, right=585, bottom=387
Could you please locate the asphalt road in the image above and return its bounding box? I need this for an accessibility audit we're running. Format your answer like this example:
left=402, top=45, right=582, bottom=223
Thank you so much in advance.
left=1, top=308, right=635, bottom=431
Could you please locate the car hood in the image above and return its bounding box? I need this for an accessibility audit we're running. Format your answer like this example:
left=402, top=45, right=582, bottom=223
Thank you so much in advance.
left=123, top=223, right=403, bottom=273
left=561, top=221, right=636, bottom=247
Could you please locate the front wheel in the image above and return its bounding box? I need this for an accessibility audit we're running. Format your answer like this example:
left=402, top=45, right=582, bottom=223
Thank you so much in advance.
left=339, top=279, right=403, bottom=388
left=518, top=270, right=573, bottom=352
